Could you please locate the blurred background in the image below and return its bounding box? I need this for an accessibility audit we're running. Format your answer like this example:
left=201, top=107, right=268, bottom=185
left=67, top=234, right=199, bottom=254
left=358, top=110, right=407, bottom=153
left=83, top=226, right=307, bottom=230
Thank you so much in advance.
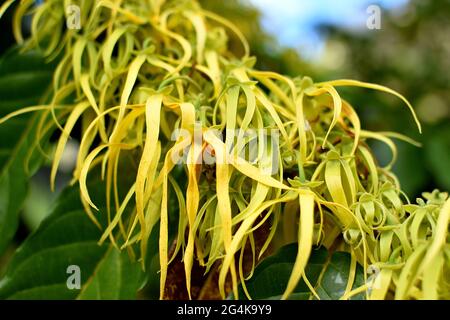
left=0, top=0, right=449, bottom=273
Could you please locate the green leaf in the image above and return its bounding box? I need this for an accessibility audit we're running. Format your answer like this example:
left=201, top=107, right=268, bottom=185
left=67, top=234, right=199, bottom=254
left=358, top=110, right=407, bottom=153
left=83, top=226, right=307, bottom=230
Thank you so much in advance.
left=0, top=46, right=55, bottom=163
left=0, top=116, right=50, bottom=255
left=315, top=252, right=365, bottom=300
left=0, top=118, right=28, bottom=167
left=238, top=244, right=328, bottom=300
left=0, top=47, right=55, bottom=115
left=0, top=46, right=55, bottom=254
left=77, top=247, right=143, bottom=300
left=0, top=185, right=144, bottom=300
left=425, top=126, right=450, bottom=191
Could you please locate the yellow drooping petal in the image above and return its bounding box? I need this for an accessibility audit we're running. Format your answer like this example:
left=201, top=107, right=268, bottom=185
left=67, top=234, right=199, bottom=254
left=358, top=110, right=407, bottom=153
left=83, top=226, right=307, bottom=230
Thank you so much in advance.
left=232, top=156, right=291, bottom=190
left=80, top=74, right=108, bottom=142
left=184, top=11, right=206, bottom=64
left=318, top=79, right=422, bottom=133
left=341, top=100, right=361, bottom=155
left=221, top=191, right=297, bottom=299
left=51, top=101, right=90, bottom=191
left=203, top=129, right=237, bottom=298
left=0, top=105, right=53, bottom=125
left=183, top=104, right=202, bottom=299
left=202, top=9, right=249, bottom=58
left=342, top=250, right=357, bottom=299
left=159, top=155, right=170, bottom=300
left=99, top=183, right=136, bottom=245
left=0, top=0, right=15, bottom=20
left=295, top=92, right=308, bottom=162
left=12, top=0, right=33, bottom=43
left=282, top=192, right=315, bottom=299
left=360, top=130, right=398, bottom=170
left=72, top=38, right=88, bottom=95
left=369, top=268, right=393, bottom=300
left=416, top=198, right=450, bottom=277
left=111, top=54, right=147, bottom=136
left=395, top=243, right=427, bottom=300
left=79, top=144, right=109, bottom=210
left=101, top=26, right=132, bottom=76
left=153, top=15, right=192, bottom=77
left=250, top=70, right=297, bottom=111
left=421, top=253, right=444, bottom=300
left=135, top=94, right=163, bottom=265
left=307, top=85, right=342, bottom=148
left=96, top=0, right=146, bottom=24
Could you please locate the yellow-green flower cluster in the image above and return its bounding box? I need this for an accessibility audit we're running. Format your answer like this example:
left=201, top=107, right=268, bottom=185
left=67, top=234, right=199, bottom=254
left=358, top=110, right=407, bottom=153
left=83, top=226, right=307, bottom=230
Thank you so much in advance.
left=0, top=0, right=448, bottom=300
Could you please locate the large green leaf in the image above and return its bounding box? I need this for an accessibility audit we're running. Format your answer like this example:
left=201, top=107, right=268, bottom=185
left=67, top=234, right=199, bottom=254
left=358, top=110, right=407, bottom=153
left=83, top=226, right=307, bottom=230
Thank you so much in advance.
left=239, top=244, right=365, bottom=300
left=0, top=46, right=55, bottom=160
left=238, top=244, right=327, bottom=299
left=0, top=116, right=50, bottom=255
left=0, top=48, right=54, bottom=108
left=76, top=247, right=143, bottom=300
left=315, top=252, right=365, bottom=300
left=0, top=46, right=55, bottom=254
left=0, top=185, right=144, bottom=300
left=425, top=126, right=450, bottom=191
